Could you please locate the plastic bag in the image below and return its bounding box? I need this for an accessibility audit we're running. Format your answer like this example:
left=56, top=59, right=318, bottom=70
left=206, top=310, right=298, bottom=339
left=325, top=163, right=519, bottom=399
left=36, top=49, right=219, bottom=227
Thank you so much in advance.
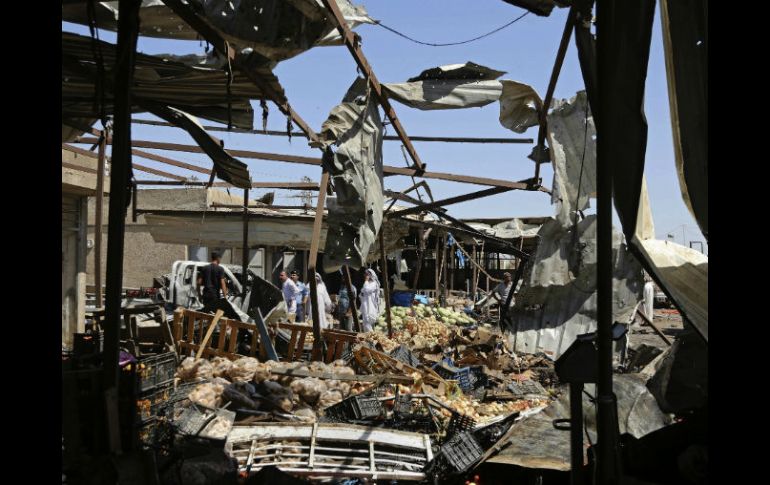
left=227, top=357, right=259, bottom=382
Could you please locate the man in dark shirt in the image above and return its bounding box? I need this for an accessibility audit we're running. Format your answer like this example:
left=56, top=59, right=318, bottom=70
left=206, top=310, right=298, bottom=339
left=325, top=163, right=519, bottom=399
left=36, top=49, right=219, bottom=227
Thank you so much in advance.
left=197, top=251, right=228, bottom=310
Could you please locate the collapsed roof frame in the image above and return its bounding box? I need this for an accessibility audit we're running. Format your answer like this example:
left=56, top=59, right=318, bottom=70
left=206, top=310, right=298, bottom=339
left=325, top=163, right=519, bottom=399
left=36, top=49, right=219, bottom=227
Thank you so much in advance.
left=70, top=0, right=555, bottom=438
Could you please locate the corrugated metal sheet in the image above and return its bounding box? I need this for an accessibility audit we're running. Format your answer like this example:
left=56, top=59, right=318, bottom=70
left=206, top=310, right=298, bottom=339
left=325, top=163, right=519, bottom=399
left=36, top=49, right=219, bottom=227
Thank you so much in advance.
left=62, top=32, right=276, bottom=129
left=509, top=216, right=643, bottom=359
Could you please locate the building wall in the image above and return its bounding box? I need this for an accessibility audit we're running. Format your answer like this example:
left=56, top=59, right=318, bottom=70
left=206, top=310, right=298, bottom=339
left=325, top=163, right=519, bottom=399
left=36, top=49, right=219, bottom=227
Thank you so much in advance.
left=86, top=195, right=187, bottom=290
left=62, top=194, right=87, bottom=349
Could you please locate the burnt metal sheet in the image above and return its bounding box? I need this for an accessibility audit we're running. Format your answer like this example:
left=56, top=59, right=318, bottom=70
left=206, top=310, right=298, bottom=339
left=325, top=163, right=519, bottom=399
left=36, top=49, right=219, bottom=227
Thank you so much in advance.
left=62, top=0, right=375, bottom=63
left=314, top=78, right=384, bottom=272
left=548, top=91, right=596, bottom=227
left=141, top=103, right=251, bottom=188
left=509, top=216, right=643, bottom=360
left=382, top=62, right=542, bottom=134
left=62, top=31, right=281, bottom=129
left=488, top=374, right=671, bottom=471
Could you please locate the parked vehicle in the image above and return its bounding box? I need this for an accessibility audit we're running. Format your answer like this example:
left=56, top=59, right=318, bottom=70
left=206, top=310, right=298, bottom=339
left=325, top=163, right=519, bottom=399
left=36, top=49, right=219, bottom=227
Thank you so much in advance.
left=158, top=261, right=283, bottom=322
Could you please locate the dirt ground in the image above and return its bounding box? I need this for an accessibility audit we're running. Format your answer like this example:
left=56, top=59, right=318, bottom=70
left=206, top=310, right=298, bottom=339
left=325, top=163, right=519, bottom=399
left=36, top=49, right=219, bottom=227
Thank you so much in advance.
left=628, top=308, right=684, bottom=350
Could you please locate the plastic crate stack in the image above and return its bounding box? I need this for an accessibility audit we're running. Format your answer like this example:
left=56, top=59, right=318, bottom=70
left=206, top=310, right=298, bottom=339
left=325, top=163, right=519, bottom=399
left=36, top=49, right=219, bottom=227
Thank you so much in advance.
left=134, top=352, right=177, bottom=449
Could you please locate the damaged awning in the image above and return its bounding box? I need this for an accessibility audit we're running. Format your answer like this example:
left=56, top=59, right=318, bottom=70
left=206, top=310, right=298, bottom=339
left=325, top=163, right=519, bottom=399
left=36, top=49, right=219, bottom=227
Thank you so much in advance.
left=62, top=0, right=375, bottom=64
left=143, top=210, right=408, bottom=257
left=62, top=31, right=279, bottom=129
left=382, top=62, right=542, bottom=134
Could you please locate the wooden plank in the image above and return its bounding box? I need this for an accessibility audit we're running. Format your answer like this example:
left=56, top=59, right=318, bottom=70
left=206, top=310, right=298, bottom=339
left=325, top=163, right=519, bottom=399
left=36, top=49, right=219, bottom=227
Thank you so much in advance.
left=296, top=331, right=308, bottom=361
left=334, top=339, right=346, bottom=361
left=325, top=337, right=337, bottom=363
left=308, top=171, right=331, bottom=361
left=379, top=230, right=393, bottom=338
left=287, top=328, right=299, bottom=359
left=344, top=265, right=361, bottom=332
left=227, top=323, right=239, bottom=354
left=268, top=367, right=414, bottom=384
left=196, top=309, right=224, bottom=359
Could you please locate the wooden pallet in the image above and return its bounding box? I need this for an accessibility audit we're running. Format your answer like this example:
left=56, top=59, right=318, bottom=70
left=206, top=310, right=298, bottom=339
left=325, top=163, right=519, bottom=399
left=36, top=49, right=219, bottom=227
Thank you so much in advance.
left=277, top=323, right=359, bottom=363
left=352, top=345, right=447, bottom=389
left=173, top=308, right=261, bottom=360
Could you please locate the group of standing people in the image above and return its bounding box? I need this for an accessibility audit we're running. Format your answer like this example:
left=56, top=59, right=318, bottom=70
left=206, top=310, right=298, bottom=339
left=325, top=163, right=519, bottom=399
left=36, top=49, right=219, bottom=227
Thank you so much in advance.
left=279, top=268, right=383, bottom=332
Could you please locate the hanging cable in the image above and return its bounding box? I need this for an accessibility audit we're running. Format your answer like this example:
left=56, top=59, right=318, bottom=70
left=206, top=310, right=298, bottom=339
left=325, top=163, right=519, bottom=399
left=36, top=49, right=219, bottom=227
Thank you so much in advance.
left=375, top=11, right=530, bottom=46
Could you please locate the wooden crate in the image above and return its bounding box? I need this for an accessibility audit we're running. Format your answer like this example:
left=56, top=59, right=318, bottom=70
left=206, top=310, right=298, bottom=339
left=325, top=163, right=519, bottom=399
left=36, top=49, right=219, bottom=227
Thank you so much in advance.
left=173, top=309, right=261, bottom=360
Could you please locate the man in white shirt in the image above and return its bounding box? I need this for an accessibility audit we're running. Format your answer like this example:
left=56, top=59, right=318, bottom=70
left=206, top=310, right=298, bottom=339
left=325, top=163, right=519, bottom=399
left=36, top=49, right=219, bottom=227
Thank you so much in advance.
left=279, top=271, right=299, bottom=323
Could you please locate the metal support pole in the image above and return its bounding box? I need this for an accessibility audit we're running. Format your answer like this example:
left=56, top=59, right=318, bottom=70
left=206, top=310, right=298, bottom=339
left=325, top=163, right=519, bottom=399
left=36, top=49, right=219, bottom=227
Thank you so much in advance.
left=596, top=1, right=620, bottom=481
left=242, top=188, right=249, bottom=285
left=570, top=383, right=585, bottom=485
left=94, top=132, right=106, bottom=308
left=343, top=265, right=361, bottom=332
left=103, top=0, right=142, bottom=454
left=535, top=6, right=578, bottom=182
left=308, top=170, right=330, bottom=360
left=379, top=230, right=393, bottom=338
left=434, top=235, right=440, bottom=296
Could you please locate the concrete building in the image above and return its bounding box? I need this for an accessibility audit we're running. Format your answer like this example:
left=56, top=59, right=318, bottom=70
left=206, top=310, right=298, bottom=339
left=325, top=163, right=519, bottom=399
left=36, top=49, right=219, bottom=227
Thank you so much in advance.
left=62, top=148, right=103, bottom=349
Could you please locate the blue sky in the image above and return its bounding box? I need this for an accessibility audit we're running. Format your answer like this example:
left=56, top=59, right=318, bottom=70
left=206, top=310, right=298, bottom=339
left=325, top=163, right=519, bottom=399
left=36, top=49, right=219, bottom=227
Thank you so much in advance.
left=63, top=0, right=706, bottom=251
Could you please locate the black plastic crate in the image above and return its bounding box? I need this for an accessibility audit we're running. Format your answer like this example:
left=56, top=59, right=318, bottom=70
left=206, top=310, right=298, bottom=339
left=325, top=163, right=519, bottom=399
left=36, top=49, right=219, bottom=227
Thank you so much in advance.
left=432, top=362, right=473, bottom=392
left=446, top=412, right=477, bottom=438
left=137, top=352, right=177, bottom=392
left=440, top=431, right=484, bottom=473
left=393, top=394, right=414, bottom=415
left=135, top=417, right=174, bottom=450
left=325, top=395, right=384, bottom=420
left=389, top=345, right=420, bottom=367
left=136, top=381, right=175, bottom=421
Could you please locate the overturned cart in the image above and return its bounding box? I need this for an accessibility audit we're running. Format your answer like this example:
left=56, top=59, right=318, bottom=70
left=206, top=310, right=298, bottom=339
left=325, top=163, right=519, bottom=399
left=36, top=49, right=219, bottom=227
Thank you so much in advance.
left=226, top=422, right=432, bottom=481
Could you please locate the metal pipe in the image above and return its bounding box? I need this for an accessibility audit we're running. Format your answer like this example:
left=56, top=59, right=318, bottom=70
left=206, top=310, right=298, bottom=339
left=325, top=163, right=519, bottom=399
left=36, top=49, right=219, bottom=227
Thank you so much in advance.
left=569, top=383, right=585, bottom=485
left=242, top=188, right=249, bottom=286
left=343, top=265, right=361, bottom=333
left=379, top=230, right=393, bottom=338
left=131, top=119, right=532, bottom=144
left=595, top=1, right=620, bottom=482
left=94, top=132, right=106, bottom=308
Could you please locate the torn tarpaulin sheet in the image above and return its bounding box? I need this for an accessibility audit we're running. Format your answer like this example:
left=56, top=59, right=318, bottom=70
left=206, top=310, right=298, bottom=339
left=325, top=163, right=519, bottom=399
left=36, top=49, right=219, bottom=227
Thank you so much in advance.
left=313, top=78, right=384, bottom=272
left=548, top=91, right=596, bottom=227
left=382, top=62, right=542, bottom=134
